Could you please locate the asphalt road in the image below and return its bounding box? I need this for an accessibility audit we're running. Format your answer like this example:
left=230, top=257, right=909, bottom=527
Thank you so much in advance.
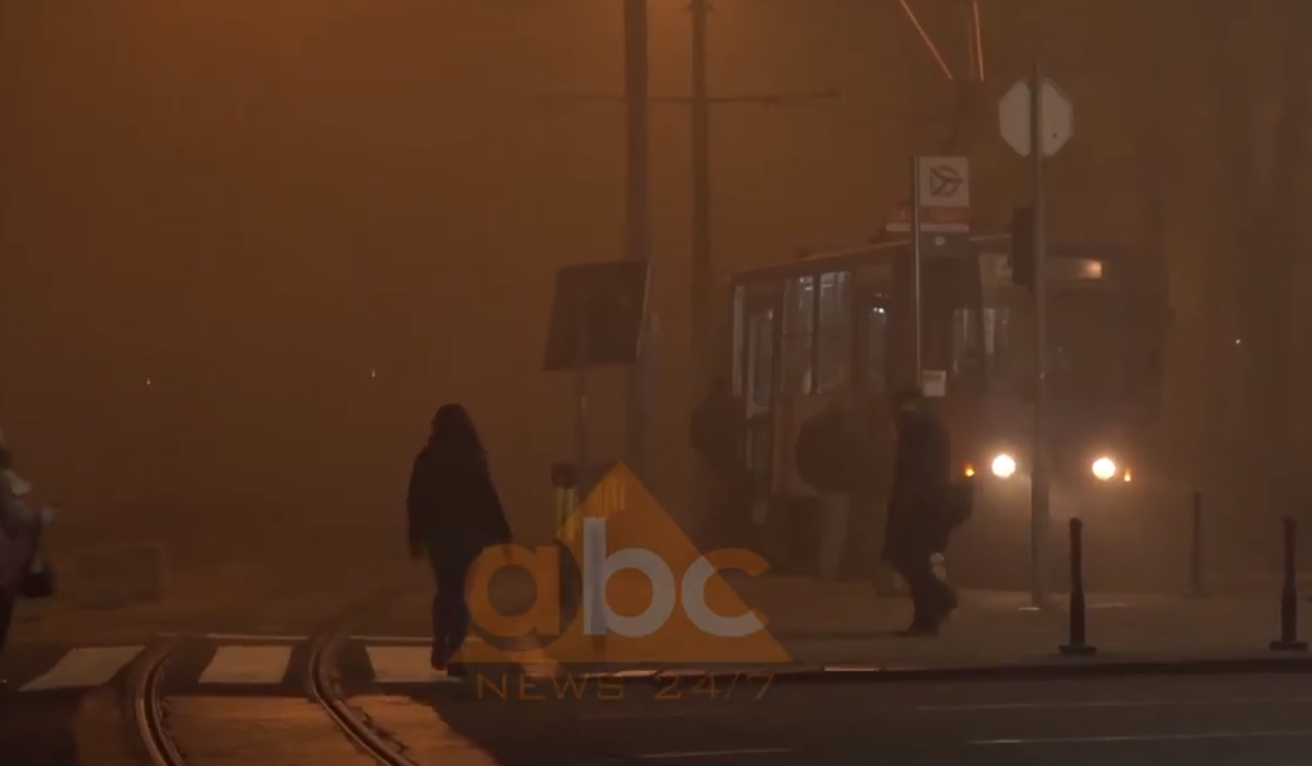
left=369, top=672, right=1312, bottom=765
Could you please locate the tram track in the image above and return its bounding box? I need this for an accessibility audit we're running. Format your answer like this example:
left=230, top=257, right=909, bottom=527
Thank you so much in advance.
left=306, top=627, right=425, bottom=766
left=128, top=582, right=426, bottom=766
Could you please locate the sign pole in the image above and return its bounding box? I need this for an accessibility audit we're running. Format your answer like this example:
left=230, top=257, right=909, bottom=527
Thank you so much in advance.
left=1029, top=57, right=1051, bottom=609
left=575, top=310, right=593, bottom=499
left=911, top=156, right=924, bottom=381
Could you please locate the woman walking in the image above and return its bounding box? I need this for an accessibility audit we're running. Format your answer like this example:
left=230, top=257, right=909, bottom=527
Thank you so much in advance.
left=406, top=404, right=511, bottom=676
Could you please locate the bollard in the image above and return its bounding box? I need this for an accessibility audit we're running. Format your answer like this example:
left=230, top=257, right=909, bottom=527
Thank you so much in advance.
left=1269, top=516, right=1308, bottom=651
left=1060, top=517, right=1097, bottom=656
left=1187, top=491, right=1204, bottom=599
left=550, top=463, right=582, bottom=615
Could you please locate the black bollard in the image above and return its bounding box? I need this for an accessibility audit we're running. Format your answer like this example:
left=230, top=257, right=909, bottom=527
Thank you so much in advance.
left=1060, top=517, right=1097, bottom=656
left=1187, top=491, right=1204, bottom=599
left=1270, top=516, right=1308, bottom=651
left=550, top=463, right=583, bottom=615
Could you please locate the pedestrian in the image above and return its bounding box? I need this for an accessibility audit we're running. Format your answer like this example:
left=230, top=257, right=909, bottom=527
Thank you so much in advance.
left=406, top=404, right=511, bottom=677
left=0, top=432, right=42, bottom=690
left=690, top=377, right=755, bottom=547
left=795, top=383, right=864, bottom=581
left=883, top=385, right=960, bottom=635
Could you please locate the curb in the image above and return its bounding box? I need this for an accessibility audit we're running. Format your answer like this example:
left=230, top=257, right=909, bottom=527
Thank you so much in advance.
left=538, top=655, right=1312, bottom=685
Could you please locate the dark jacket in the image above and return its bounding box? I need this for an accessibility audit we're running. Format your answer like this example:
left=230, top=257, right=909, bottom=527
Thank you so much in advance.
left=883, top=408, right=953, bottom=559
left=407, top=443, right=511, bottom=557
left=691, top=390, right=747, bottom=476
left=796, top=407, right=864, bottom=493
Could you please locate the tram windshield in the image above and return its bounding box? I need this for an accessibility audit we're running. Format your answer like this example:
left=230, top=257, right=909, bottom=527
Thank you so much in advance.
left=990, top=287, right=1127, bottom=403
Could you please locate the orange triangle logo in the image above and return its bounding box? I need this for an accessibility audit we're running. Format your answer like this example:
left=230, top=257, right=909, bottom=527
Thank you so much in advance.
left=457, top=462, right=790, bottom=666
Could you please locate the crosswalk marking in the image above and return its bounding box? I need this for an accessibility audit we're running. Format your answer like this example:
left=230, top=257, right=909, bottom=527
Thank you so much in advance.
left=19, top=646, right=144, bottom=692
left=202, top=633, right=308, bottom=642
left=364, top=646, right=454, bottom=684
left=13, top=638, right=788, bottom=692
left=199, top=645, right=294, bottom=685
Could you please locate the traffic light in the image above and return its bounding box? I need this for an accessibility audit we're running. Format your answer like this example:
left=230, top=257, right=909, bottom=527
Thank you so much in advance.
left=1009, top=205, right=1035, bottom=290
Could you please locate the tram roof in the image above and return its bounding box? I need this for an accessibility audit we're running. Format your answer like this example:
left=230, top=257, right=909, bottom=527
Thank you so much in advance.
left=727, top=233, right=1129, bottom=283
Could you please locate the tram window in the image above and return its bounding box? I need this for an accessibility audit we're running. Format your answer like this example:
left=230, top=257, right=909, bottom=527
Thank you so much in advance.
left=816, top=271, right=853, bottom=393
left=983, top=307, right=1001, bottom=357
left=782, top=276, right=815, bottom=395
left=731, top=285, right=745, bottom=396
left=994, top=303, right=1035, bottom=395
left=867, top=306, right=889, bottom=394
left=750, top=314, right=773, bottom=408
left=952, top=308, right=984, bottom=377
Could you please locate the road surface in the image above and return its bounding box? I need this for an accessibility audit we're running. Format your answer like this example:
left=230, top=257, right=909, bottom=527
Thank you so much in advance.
left=371, top=671, right=1312, bottom=765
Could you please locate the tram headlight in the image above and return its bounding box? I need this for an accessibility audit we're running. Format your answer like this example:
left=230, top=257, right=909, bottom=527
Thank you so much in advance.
left=1091, top=457, right=1117, bottom=481
left=990, top=453, right=1017, bottom=479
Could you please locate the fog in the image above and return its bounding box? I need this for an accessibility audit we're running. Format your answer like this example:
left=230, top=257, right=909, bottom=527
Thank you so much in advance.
left=2, top=1, right=1311, bottom=577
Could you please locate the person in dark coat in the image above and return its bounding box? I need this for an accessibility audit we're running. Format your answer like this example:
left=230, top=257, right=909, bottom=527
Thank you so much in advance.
left=883, top=385, right=958, bottom=635
left=691, top=378, right=755, bottom=546
left=0, top=439, right=20, bottom=690
left=407, top=404, right=511, bottom=675
left=796, top=385, right=865, bottom=580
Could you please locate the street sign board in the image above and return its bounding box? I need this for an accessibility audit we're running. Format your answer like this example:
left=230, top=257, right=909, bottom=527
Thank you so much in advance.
left=882, top=203, right=969, bottom=234
left=542, top=259, right=650, bottom=372
left=998, top=78, right=1073, bottom=157
left=884, top=156, right=971, bottom=233
left=916, top=156, right=970, bottom=209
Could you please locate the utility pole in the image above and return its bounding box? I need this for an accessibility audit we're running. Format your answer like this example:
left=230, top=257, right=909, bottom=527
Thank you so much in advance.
left=689, top=0, right=712, bottom=389
left=1028, top=56, right=1051, bottom=609
left=684, top=1, right=834, bottom=390
left=542, top=6, right=835, bottom=498
left=623, top=0, right=653, bottom=485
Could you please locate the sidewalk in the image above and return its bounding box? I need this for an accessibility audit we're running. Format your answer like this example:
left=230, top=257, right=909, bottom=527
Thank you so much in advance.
left=12, top=530, right=416, bottom=644
left=727, top=574, right=1310, bottom=667
left=359, top=572, right=1312, bottom=674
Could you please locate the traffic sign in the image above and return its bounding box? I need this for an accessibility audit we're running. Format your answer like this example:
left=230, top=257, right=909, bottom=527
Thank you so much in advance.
left=885, top=156, right=971, bottom=234
left=998, top=78, right=1073, bottom=157
left=916, top=156, right=969, bottom=209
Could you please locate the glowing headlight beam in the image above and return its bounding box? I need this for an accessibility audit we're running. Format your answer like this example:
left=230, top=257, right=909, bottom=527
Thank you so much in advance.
left=991, top=454, right=1017, bottom=479
left=1091, top=457, right=1117, bottom=481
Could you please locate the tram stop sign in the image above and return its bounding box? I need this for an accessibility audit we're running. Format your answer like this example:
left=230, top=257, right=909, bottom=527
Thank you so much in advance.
left=998, top=78, right=1074, bottom=157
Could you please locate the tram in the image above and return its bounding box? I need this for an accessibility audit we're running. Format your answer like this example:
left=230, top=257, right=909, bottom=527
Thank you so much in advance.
left=722, top=232, right=1172, bottom=584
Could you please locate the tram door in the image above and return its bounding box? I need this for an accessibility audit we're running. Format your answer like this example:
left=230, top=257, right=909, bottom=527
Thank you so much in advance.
left=735, top=282, right=780, bottom=497
left=853, top=260, right=897, bottom=401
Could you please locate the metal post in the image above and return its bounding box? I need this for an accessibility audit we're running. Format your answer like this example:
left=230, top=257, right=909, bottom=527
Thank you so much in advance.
left=575, top=312, right=592, bottom=499
left=623, top=0, right=652, bottom=483
left=1029, top=57, right=1051, bottom=610
left=1187, top=491, right=1204, bottom=599
left=690, top=0, right=711, bottom=390
left=911, top=156, right=923, bottom=381
left=551, top=463, right=582, bottom=613
left=1060, top=517, right=1096, bottom=655
left=1270, top=516, right=1307, bottom=651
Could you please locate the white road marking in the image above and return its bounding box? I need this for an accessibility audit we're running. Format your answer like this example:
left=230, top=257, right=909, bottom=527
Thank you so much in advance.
left=199, top=645, right=294, bottom=685
left=349, top=635, right=484, bottom=645
left=635, top=747, right=798, bottom=759
left=20, top=646, right=144, bottom=692
left=973, top=730, right=1312, bottom=746
left=582, top=709, right=732, bottom=720
left=922, top=696, right=1312, bottom=712
left=350, top=635, right=430, bottom=645
left=365, top=645, right=457, bottom=683
left=202, top=633, right=307, bottom=642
